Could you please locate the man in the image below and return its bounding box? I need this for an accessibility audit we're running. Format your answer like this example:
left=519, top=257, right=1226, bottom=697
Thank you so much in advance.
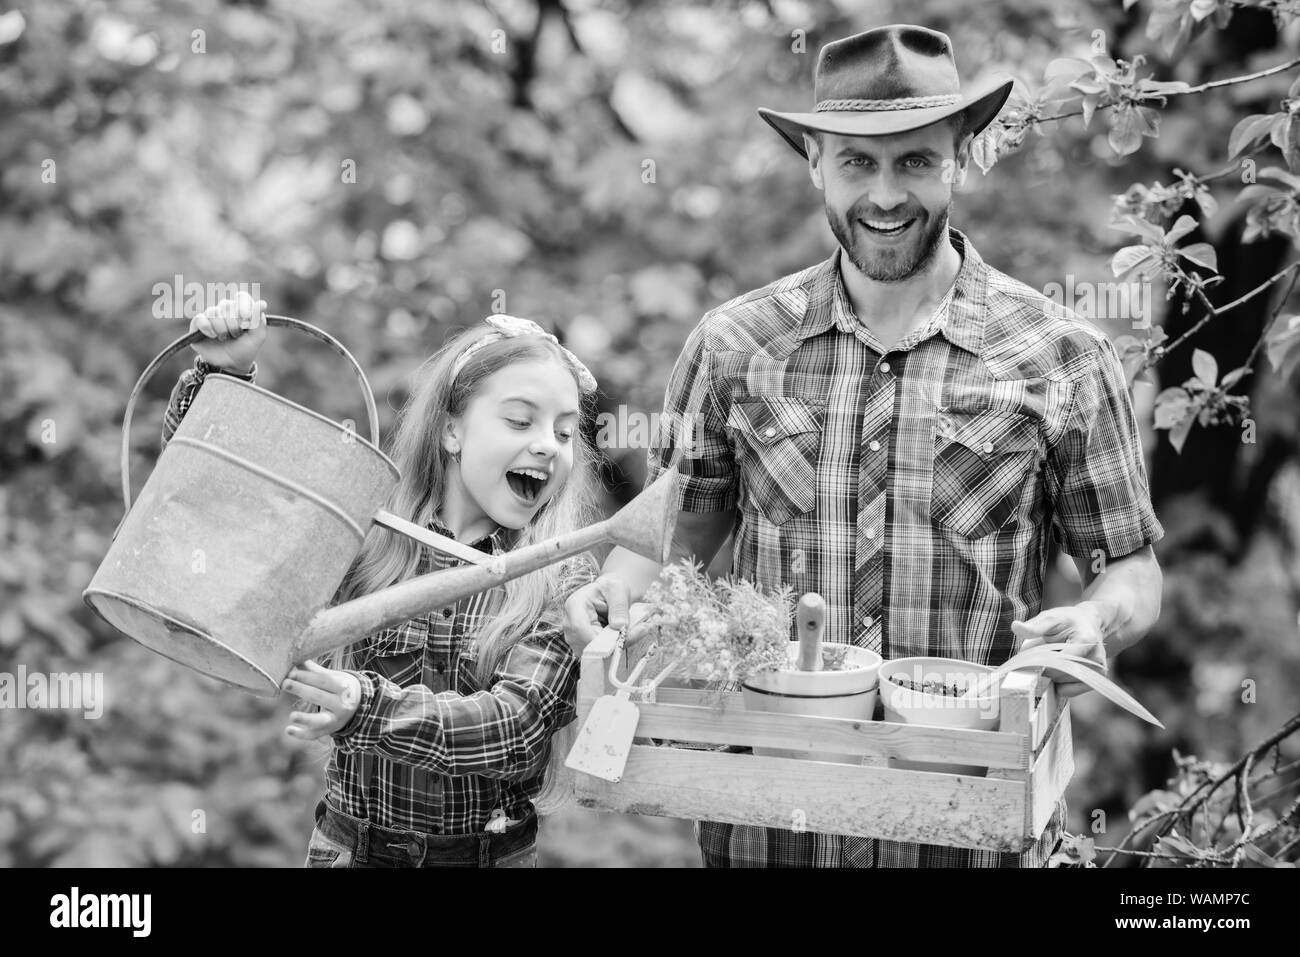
left=565, top=24, right=1164, bottom=867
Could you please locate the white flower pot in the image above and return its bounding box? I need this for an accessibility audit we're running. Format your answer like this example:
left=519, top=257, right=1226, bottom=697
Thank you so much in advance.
left=877, top=656, right=1002, bottom=776
left=741, top=641, right=882, bottom=763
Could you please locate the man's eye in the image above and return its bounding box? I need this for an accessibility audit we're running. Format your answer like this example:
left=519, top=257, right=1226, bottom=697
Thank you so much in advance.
left=904, top=157, right=929, bottom=169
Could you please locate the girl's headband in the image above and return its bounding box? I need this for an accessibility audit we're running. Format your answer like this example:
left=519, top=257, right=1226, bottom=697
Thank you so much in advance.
left=452, top=314, right=598, bottom=393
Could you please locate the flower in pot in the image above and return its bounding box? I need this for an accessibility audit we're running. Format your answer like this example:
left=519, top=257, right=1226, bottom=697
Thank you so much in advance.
left=876, top=656, right=1001, bottom=776
left=634, top=559, right=793, bottom=690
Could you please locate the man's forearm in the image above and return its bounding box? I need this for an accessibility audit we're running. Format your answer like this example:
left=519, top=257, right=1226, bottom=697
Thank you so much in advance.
left=600, top=508, right=735, bottom=603
left=1078, top=550, right=1162, bottom=657
left=600, top=546, right=669, bottom=605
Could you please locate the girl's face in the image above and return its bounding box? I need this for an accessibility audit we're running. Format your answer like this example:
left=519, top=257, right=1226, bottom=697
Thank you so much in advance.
left=445, top=357, right=580, bottom=531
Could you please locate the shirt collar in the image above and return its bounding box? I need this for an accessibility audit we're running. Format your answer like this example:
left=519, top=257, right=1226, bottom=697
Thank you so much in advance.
left=797, top=227, right=987, bottom=358
left=425, top=515, right=516, bottom=555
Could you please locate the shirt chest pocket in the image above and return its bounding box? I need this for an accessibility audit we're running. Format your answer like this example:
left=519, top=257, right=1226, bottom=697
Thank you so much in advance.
left=726, top=398, right=824, bottom=527
left=931, top=409, right=1041, bottom=540
left=364, top=621, right=429, bottom=686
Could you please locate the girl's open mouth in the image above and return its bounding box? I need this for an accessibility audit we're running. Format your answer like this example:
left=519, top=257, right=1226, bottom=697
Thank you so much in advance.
left=506, top=467, right=549, bottom=505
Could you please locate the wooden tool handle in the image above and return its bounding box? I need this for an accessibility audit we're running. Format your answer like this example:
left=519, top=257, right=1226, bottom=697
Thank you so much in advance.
left=796, top=593, right=825, bottom=672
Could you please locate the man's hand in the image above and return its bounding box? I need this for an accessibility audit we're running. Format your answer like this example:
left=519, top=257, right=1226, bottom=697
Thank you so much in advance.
left=563, top=575, right=632, bottom=654
left=1011, top=603, right=1109, bottom=698
left=283, top=660, right=362, bottom=740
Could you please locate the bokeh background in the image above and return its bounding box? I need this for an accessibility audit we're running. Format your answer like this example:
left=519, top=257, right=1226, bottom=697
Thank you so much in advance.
left=2, top=0, right=1298, bottom=866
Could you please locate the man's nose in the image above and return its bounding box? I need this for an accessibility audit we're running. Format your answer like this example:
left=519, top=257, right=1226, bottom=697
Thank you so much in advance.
left=866, top=170, right=909, bottom=214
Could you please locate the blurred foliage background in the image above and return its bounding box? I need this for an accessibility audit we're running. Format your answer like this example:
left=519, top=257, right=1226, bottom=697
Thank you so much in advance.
left=1, top=0, right=1298, bottom=867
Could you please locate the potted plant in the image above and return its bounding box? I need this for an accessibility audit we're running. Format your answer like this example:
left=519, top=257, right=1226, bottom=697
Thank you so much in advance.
left=633, top=561, right=881, bottom=763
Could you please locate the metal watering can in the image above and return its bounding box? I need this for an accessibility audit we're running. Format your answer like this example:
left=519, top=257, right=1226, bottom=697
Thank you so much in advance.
left=83, top=316, right=678, bottom=697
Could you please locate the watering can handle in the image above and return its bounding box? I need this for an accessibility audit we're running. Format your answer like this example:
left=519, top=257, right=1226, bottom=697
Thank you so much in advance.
left=117, top=314, right=381, bottom=516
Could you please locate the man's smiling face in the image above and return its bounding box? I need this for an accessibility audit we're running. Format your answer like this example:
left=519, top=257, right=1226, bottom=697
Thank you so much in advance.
left=805, top=119, right=970, bottom=282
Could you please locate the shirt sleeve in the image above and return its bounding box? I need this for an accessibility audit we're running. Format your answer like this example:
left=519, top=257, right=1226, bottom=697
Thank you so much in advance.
left=1046, top=334, right=1165, bottom=559
left=331, top=555, right=596, bottom=778
left=160, top=358, right=257, bottom=452
left=645, top=318, right=737, bottom=511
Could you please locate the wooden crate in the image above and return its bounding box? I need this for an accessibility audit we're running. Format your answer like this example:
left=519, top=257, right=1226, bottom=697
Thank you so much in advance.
left=572, top=629, right=1073, bottom=853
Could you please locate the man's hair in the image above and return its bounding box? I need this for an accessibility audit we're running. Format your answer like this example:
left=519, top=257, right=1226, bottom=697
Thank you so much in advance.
left=805, top=113, right=972, bottom=156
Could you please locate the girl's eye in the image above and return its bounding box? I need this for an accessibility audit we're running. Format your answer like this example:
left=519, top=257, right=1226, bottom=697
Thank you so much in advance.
left=557, top=430, right=574, bottom=443
left=507, top=418, right=530, bottom=429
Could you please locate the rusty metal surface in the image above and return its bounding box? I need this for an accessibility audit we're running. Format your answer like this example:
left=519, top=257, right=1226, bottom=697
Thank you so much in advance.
left=85, top=376, right=399, bottom=696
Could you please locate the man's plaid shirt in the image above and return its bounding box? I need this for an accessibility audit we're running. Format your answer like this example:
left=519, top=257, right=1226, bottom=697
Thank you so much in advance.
left=162, top=362, right=591, bottom=835
left=646, top=228, right=1164, bottom=867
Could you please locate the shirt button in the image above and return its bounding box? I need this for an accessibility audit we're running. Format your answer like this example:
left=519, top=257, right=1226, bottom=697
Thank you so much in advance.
left=442, top=608, right=453, bottom=618
left=868, top=440, right=880, bottom=452
left=865, top=527, right=876, bottom=539
left=863, top=615, right=875, bottom=628
left=764, top=427, right=776, bottom=438
left=982, top=441, right=994, bottom=454
left=879, top=361, right=891, bottom=373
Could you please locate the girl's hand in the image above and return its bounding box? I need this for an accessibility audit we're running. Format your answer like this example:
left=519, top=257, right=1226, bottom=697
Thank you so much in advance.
left=189, top=292, right=268, bottom=373
left=283, top=660, right=363, bottom=741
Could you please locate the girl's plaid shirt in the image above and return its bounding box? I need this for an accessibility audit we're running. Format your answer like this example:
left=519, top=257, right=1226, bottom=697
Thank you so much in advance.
left=161, top=362, right=594, bottom=834
left=646, top=228, right=1164, bottom=868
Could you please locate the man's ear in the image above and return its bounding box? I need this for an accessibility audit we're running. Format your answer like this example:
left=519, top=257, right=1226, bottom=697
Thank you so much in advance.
left=951, top=133, right=974, bottom=188
left=804, top=132, right=825, bottom=190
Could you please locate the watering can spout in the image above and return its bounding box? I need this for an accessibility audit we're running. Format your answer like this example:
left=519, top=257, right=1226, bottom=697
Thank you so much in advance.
left=291, top=467, right=681, bottom=664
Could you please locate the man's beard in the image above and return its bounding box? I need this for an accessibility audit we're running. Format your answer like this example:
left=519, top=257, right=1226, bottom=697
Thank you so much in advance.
left=827, top=200, right=952, bottom=282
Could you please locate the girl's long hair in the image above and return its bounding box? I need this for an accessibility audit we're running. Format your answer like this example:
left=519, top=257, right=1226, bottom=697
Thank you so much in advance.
left=325, top=323, right=602, bottom=816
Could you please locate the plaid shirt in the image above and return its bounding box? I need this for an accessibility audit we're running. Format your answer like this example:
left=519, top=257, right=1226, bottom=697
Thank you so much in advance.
left=647, top=228, right=1164, bottom=867
left=162, top=362, right=591, bottom=835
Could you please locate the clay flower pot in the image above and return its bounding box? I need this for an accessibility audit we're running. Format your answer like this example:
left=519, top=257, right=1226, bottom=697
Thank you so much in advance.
left=877, top=656, right=1002, bottom=776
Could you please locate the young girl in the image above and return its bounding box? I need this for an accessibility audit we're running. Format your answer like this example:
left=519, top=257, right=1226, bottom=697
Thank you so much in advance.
left=160, top=293, right=602, bottom=868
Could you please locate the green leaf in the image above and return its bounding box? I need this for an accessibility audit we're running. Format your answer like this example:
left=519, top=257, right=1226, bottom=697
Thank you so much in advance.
left=1081, top=93, right=1099, bottom=129
left=1191, top=348, right=1218, bottom=387
left=1044, top=57, right=1095, bottom=86
left=1109, top=104, right=1146, bottom=156
left=1228, top=113, right=1278, bottom=160
left=1219, top=366, right=1249, bottom=389
left=1112, top=245, right=1157, bottom=279
left=1178, top=242, right=1218, bottom=272
left=1164, top=214, right=1199, bottom=245
left=1154, top=386, right=1194, bottom=429
left=1259, top=166, right=1300, bottom=188
left=1265, top=313, right=1300, bottom=381
left=1170, top=412, right=1196, bottom=453
left=1111, top=213, right=1166, bottom=243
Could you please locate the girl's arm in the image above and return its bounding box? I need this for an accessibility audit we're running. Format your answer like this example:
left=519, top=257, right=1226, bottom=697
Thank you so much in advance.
left=160, top=359, right=257, bottom=451
left=330, top=558, right=595, bottom=779
left=158, top=295, right=267, bottom=451
left=330, top=622, right=578, bottom=779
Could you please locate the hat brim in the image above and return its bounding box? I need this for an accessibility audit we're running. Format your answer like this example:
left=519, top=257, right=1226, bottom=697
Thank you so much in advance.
left=758, top=75, right=1014, bottom=160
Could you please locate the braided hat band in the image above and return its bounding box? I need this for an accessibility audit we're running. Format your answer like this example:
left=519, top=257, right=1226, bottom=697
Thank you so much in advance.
left=452, top=314, right=598, bottom=393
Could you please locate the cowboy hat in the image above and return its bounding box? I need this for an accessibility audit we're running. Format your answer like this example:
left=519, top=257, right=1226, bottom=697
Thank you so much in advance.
left=758, top=25, right=1013, bottom=159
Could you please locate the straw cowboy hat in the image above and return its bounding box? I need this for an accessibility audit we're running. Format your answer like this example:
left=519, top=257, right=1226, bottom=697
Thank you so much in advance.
left=758, top=25, right=1013, bottom=159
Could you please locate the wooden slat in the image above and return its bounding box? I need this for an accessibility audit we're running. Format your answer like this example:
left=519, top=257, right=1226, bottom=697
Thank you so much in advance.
left=654, top=685, right=744, bottom=709
left=1030, top=702, right=1074, bottom=838
left=1029, top=676, right=1058, bottom=751
left=633, top=701, right=1030, bottom=769
left=575, top=745, right=1031, bottom=851
left=997, top=670, right=1036, bottom=738
left=578, top=628, right=620, bottom=704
